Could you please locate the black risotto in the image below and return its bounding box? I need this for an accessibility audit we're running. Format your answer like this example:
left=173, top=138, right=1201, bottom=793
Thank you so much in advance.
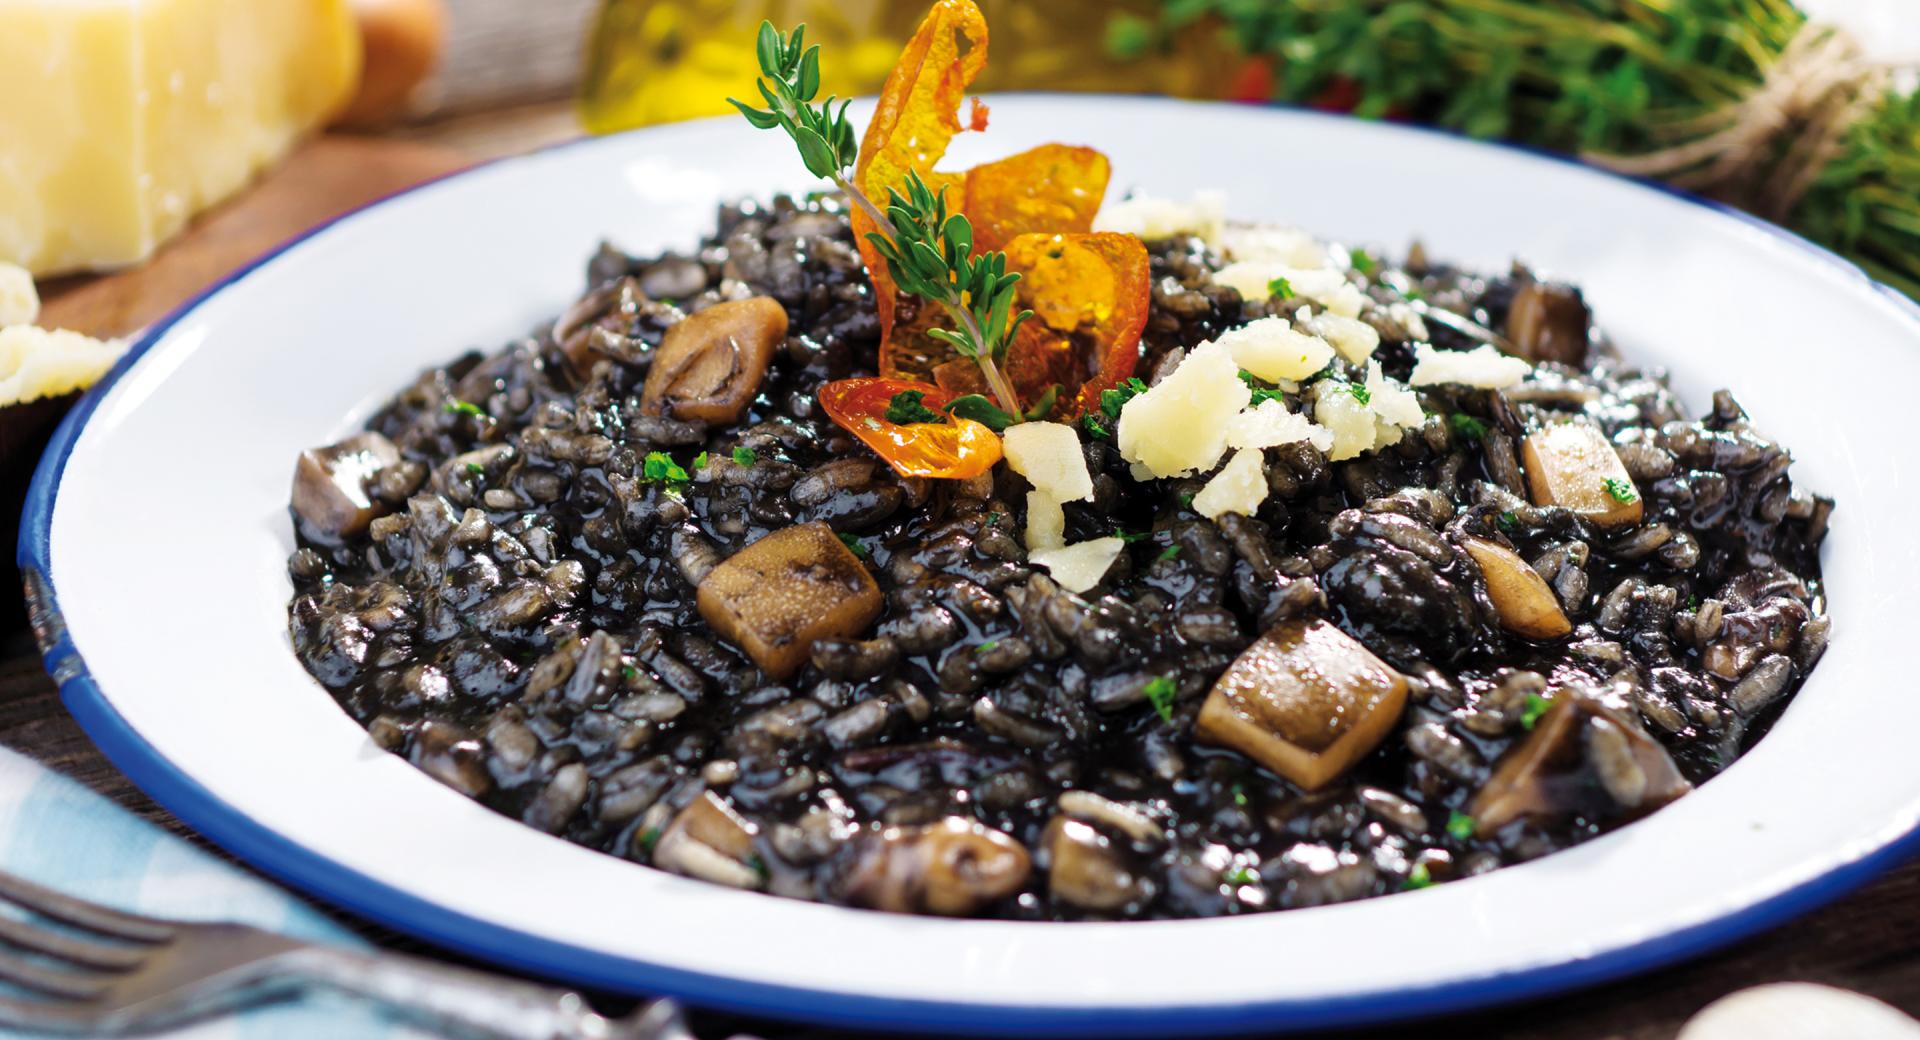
left=287, top=196, right=1832, bottom=920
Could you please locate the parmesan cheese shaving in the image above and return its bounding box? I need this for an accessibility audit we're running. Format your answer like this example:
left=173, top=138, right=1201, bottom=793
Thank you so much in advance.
left=1409, top=343, right=1532, bottom=389
left=1365, top=360, right=1427, bottom=429
left=1305, top=312, right=1381, bottom=365
left=1313, top=383, right=1390, bottom=462
left=1003, top=421, right=1094, bottom=502
left=0, top=263, right=37, bottom=327
left=1094, top=190, right=1225, bottom=245
left=1117, top=341, right=1249, bottom=478
left=0, top=325, right=125, bottom=407
left=1226, top=399, right=1334, bottom=453
left=1219, top=225, right=1327, bottom=268
left=1217, top=317, right=1334, bottom=383
left=1028, top=537, right=1125, bottom=595
left=1025, top=490, right=1065, bottom=552
left=1192, top=448, right=1270, bottom=520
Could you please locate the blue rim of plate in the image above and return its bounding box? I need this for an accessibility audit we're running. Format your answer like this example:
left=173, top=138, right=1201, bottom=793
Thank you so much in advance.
left=19, top=97, right=1920, bottom=1036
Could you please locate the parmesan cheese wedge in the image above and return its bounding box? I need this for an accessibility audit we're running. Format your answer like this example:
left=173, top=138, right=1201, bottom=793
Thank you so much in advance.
left=0, top=263, right=37, bottom=327
left=1029, top=538, right=1126, bottom=595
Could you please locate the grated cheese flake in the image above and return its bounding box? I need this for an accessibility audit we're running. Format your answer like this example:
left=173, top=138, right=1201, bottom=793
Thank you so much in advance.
left=1227, top=399, right=1334, bottom=453
left=1192, top=447, right=1270, bottom=520
left=1025, top=490, right=1065, bottom=552
left=0, top=325, right=125, bottom=407
left=1003, top=421, right=1094, bottom=502
left=1029, top=537, right=1126, bottom=594
left=0, top=263, right=36, bottom=328
left=1217, top=317, right=1334, bottom=383
left=1305, top=312, right=1381, bottom=365
left=1117, top=341, right=1250, bottom=478
left=1365, top=360, right=1427, bottom=429
left=1409, top=343, right=1532, bottom=389
left=1094, top=190, right=1226, bottom=246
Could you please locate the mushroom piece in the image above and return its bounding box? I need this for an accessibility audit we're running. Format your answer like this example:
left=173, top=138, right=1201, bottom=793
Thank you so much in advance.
left=1194, top=618, right=1409, bottom=791
left=696, top=521, right=883, bottom=680
left=1460, top=536, right=1573, bottom=640
left=292, top=432, right=402, bottom=540
left=1041, top=816, right=1153, bottom=913
left=1470, top=690, right=1691, bottom=837
left=1521, top=422, right=1644, bottom=529
left=639, top=296, right=788, bottom=425
left=840, top=817, right=1031, bottom=916
left=1503, top=280, right=1591, bottom=366
left=652, top=791, right=763, bottom=890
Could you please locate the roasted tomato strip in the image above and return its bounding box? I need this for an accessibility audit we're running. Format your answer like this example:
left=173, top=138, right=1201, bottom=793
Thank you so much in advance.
left=818, top=378, right=1002, bottom=480
left=999, top=232, right=1150, bottom=418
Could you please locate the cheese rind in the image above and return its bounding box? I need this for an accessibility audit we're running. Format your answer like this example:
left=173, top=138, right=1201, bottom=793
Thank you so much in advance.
left=0, top=0, right=362, bottom=275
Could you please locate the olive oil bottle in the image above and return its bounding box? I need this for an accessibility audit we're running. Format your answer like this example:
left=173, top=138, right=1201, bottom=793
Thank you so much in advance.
left=580, top=0, right=1234, bottom=133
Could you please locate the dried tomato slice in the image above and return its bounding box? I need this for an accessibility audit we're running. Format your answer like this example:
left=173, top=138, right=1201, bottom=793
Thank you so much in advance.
left=998, top=232, right=1151, bottom=418
left=817, top=377, right=1002, bottom=480
left=962, top=144, right=1110, bottom=255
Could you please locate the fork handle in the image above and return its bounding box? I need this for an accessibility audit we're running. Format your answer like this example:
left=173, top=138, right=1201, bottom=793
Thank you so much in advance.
left=280, top=944, right=684, bottom=1040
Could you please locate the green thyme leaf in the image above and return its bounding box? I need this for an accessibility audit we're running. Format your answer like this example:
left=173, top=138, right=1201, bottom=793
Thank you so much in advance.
left=1404, top=862, right=1433, bottom=890
left=1223, top=865, right=1260, bottom=887
left=464, top=462, right=485, bottom=477
left=443, top=399, right=485, bottom=418
left=1156, top=545, right=1182, bottom=563
left=1023, top=384, right=1060, bottom=422
left=692, top=451, right=709, bottom=470
left=1350, top=248, right=1378, bottom=275
left=641, top=452, right=689, bottom=485
left=1143, top=675, right=1178, bottom=723
left=975, top=640, right=999, bottom=654
left=732, top=446, right=759, bottom=466
left=1114, top=529, right=1150, bottom=544
left=1267, top=276, right=1294, bottom=299
left=945, top=393, right=1017, bottom=432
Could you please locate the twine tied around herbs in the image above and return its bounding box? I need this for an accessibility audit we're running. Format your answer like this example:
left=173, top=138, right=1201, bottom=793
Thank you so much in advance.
left=1586, top=23, right=1890, bottom=223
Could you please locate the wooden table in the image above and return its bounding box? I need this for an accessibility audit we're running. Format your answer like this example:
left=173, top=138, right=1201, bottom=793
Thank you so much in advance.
left=10, top=106, right=1920, bottom=1040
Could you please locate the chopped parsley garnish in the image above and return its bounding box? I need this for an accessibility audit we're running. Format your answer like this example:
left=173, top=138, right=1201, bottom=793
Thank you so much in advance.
left=1520, top=692, right=1553, bottom=730
left=986, top=511, right=1003, bottom=525
left=692, top=451, right=710, bottom=470
left=1449, top=413, right=1489, bottom=442
left=1100, top=377, right=1150, bottom=420
left=1081, top=412, right=1111, bottom=440
left=1404, top=862, right=1433, bottom=890
left=637, top=827, right=663, bottom=854
left=1223, top=866, right=1260, bottom=887
left=975, top=640, right=999, bottom=654
left=1345, top=381, right=1372, bottom=406
left=1230, top=783, right=1249, bottom=807
left=838, top=532, right=870, bottom=559
left=1687, top=594, right=1701, bottom=611
left=885, top=389, right=946, bottom=425
left=732, top=446, right=759, bottom=466
left=1178, top=492, right=1195, bottom=510
left=1602, top=477, right=1639, bottom=503
left=748, top=854, right=770, bottom=880
left=1496, top=510, right=1519, bottom=532
left=1155, top=545, right=1182, bottom=564
left=641, top=452, right=689, bottom=485
left=621, top=665, right=640, bottom=682
left=1023, top=384, right=1060, bottom=422
left=442, top=399, right=485, bottom=418
left=464, top=462, right=485, bottom=477
left=1300, top=360, right=1340, bottom=385
left=1238, top=370, right=1288, bottom=406
left=1114, top=528, right=1150, bottom=544
left=1143, top=675, right=1179, bottom=723
left=1446, top=810, right=1476, bottom=841
left=1350, top=248, right=1378, bottom=275
left=1266, top=276, right=1294, bottom=300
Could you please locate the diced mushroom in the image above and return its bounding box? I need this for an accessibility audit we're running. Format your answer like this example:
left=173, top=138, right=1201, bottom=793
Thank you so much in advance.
left=696, top=521, right=883, bottom=680
left=1041, top=816, right=1152, bottom=912
left=1470, top=690, right=1691, bottom=836
left=652, top=791, right=763, bottom=890
left=1461, top=537, right=1573, bottom=640
left=840, top=817, right=1031, bottom=916
left=1194, top=619, right=1409, bottom=790
left=1521, top=422, right=1644, bottom=529
left=292, top=432, right=402, bottom=540
left=639, top=296, right=787, bottom=424
left=1503, top=280, right=1591, bottom=366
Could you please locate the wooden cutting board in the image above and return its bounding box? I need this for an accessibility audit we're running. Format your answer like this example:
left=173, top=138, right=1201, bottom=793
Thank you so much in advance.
left=38, top=134, right=471, bottom=340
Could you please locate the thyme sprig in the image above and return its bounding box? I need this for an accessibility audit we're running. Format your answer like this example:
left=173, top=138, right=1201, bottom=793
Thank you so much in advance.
left=730, top=21, right=1032, bottom=416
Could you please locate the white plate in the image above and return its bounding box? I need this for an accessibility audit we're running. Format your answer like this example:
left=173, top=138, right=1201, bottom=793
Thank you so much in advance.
left=22, top=97, right=1920, bottom=1036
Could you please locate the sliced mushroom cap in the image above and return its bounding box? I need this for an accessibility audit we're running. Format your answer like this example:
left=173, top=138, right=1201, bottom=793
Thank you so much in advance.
left=1471, top=689, right=1691, bottom=837
left=1521, top=422, right=1644, bottom=529
left=652, top=791, right=763, bottom=890
left=1503, top=280, right=1591, bottom=366
left=1041, top=816, right=1153, bottom=913
left=640, top=296, right=787, bottom=425
left=841, top=816, right=1031, bottom=916
left=1461, top=536, right=1573, bottom=640
left=695, top=521, right=884, bottom=680
left=1195, top=618, right=1409, bottom=791
left=292, top=432, right=402, bottom=541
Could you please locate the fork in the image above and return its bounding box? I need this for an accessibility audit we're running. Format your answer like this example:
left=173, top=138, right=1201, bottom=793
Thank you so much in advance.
left=0, top=867, right=751, bottom=1039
